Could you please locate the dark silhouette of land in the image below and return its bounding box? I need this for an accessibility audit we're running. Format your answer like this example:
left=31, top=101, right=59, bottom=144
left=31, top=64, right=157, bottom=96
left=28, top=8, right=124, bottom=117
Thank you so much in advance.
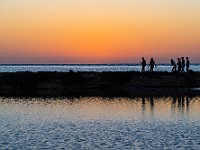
left=0, top=71, right=200, bottom=97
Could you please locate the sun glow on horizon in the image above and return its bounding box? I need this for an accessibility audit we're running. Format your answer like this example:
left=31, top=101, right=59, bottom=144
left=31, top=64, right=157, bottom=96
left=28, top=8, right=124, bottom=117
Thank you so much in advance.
left=0, top=0, right=200, bottom=63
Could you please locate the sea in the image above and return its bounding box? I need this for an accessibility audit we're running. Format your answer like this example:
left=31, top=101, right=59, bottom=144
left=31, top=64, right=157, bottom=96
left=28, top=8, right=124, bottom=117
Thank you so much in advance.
left=0, top=96, right=200, bottom=149
left=0, top=64, right=200, bottom=149
left=0, top=64, right=200, bottom=72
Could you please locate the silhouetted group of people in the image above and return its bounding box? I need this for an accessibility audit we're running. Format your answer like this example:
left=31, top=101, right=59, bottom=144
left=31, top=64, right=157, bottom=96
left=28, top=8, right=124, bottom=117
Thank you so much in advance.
left=171, top=57, right=190, bottom=73
left=141, top=57, right=156, bottom=72
left=141, top=57, right=190, bottom=72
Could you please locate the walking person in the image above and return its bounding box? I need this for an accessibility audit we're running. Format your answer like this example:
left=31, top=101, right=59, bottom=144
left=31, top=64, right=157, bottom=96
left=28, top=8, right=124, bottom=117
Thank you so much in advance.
left=141, top=57, right=146, bottom=72
left=186, top=57, right=190, bottom=72
left=149, top=58, right=156, bottom=72
left=171, top=59, right=176, bottom=72
left=181, top=57, right=185, bottom=73
left=177, top=58, right=181, bottom=73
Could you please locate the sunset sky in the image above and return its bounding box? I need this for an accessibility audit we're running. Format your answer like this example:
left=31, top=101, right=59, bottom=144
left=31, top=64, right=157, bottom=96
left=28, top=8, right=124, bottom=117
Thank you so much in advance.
left=0, top=0, right=200, bottom=64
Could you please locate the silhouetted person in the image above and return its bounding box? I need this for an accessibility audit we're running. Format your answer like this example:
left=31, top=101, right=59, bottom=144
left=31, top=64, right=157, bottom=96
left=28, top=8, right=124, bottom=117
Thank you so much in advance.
left=171, top=59, right=176, bottom=72
left=177, top=58, right=181, bottom=73
left=186, top=57, right=190, bottom=72
left=141, top=57, right=146, bottom=72
left=181, top=57, right=185, bottom=72
left=149, top=58, right=156, bottom=72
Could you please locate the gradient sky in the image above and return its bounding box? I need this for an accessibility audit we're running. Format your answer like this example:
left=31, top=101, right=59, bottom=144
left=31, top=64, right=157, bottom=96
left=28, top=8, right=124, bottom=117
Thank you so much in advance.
left=0, top=0, right=200, bottom=64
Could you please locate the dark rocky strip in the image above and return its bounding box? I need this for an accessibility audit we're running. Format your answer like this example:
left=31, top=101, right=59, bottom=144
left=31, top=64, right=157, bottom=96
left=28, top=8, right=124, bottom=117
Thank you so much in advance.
left=0, top=71, right=200, bottom=97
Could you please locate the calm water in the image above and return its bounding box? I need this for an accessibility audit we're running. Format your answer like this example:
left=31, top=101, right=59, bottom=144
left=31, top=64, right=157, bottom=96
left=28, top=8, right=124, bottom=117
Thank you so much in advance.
left=0, top=64, right=200, bottom=72
left=0, top=96, right=200, bottom=149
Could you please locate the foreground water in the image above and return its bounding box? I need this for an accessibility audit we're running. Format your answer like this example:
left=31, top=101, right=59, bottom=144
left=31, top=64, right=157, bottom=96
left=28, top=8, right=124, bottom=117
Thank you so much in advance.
left=0, top=96, right=200, bottom=149
left=0, top=64, right=200, bottom=72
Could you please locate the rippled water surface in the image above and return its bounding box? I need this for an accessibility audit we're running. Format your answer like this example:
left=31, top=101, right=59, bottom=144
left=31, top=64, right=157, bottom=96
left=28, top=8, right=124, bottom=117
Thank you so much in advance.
left=0, top=97, right=200, bottom=149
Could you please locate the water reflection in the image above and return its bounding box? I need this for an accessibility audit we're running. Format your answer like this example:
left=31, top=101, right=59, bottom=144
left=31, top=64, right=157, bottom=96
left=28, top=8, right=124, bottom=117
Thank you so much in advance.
left=170, top=96, right=192, bottom=119
left=141, top=95, right=200, bottom=121
left=0, top=96, right=200, bottom=121
left=0, top=96, right=200, bottom=149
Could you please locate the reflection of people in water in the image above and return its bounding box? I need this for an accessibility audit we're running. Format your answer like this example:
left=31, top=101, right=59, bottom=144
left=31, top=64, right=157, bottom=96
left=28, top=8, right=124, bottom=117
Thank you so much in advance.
left=171, top=96, right=190, bottom=114
left=142, top=96, right=146, bottom=116
left=149, top=58, right=156, bottom=72
left=171, top=59, right=176, bottom=72
left=150, top=96, right=154, bottom=109
left=186, top=57, right=190, bottom=72
left=141, top=57, right=146, bottom=72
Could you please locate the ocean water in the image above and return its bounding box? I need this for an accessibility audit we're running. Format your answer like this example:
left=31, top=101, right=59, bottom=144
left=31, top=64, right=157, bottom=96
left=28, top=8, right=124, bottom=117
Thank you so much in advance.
left=0, top=64, right=200, bottom=72
left=0, top=96, right=200, bottom=149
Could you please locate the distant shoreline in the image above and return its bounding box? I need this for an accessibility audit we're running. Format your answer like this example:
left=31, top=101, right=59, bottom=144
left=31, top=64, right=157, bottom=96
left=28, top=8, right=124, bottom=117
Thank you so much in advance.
left=0, top=63, right=200, bottom=65
left=0, top=64, right=199, bottom=73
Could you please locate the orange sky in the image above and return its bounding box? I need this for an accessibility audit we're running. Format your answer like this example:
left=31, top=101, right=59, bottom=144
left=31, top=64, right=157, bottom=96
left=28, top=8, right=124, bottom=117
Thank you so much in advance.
left=0, top=0, right=200, bottom=63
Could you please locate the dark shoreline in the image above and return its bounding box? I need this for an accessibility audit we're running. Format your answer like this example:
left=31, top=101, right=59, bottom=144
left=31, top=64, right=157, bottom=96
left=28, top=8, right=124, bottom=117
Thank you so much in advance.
left=0, top=71, right=200, bottom=97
